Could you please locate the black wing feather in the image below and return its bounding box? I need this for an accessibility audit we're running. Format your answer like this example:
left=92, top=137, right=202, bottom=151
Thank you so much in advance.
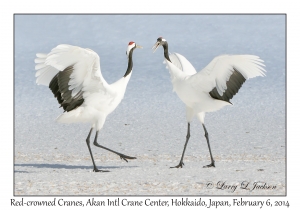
left=49, top=65, right=84, bottom=112
left=209, top=68, right=246, bottom=104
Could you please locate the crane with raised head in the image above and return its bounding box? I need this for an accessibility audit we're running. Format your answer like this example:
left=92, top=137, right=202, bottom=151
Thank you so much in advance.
left=35, top=42, right=142, bottom=172
left=152, top=37, right=266, bottom=168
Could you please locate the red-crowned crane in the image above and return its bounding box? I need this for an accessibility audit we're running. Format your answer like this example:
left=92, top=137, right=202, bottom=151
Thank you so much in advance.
left=152, top=37, right=266, bottom=168
left=35, top=42, right=142, bottom=172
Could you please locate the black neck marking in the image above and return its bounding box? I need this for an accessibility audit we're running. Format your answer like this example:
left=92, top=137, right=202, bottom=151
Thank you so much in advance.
left=162, top=42, right=171, bottom=62
left=124, top=48, right=134, bottom=77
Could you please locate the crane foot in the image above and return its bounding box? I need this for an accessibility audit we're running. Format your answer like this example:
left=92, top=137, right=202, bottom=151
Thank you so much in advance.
left=119, top=154, right=137, bottom=162
left=170, top=162, right=184, bottom=168
left=203, top=161, right=215, bottom=168
left=93, top=168, right=110, bottom=172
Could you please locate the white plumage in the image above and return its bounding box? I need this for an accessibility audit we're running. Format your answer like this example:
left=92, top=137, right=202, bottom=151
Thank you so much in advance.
left=35, top=42, right=142, bottom=172
left=152, top=37, right=266, bottom=168
left=166, top=53, right=265, bottom=115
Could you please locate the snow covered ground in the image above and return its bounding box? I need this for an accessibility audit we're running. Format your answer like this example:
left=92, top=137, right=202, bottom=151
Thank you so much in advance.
left=14, top=14, right=285, bottom=195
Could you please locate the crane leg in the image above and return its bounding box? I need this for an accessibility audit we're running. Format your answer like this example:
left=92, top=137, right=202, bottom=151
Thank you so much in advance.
left=171, top=123, right=191, bottom=168
left=93, top=131, right=136, bottom=162
left=86, top=128, right=109, bottom=172
left=202, top=124, right=215, bottom=168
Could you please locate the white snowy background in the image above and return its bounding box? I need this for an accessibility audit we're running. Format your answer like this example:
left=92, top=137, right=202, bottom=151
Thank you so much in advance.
left=14, top=14, right=285, bottom=196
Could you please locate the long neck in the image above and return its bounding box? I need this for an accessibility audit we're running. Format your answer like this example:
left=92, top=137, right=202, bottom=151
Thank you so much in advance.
left=124, top=50, right=133, bottom=77
left=163, top=42, right=171, bottom=62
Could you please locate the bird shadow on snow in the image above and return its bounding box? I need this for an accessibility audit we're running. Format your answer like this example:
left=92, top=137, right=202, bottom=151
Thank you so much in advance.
left=14, top=170, right=29, bottom=173
left=14, top=163, right=138, bottom=172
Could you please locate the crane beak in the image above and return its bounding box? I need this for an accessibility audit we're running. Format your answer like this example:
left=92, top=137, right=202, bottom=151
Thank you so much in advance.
left=136, top=44, right=143, bottom=49
left=152, top=41, right=160, bottom=53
